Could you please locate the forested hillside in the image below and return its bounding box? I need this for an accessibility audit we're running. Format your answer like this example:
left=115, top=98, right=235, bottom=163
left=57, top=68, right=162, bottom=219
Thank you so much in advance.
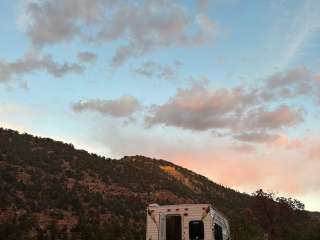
left=0, top=128, right=319, bottom=239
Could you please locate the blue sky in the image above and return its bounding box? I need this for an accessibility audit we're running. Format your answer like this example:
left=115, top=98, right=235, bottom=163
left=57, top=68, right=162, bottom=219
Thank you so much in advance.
left=1, top=0, right=320, bottom=211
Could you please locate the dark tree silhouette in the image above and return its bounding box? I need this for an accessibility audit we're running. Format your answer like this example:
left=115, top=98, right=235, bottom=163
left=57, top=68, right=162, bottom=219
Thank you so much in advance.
left=251, top=189, right=306, bottom=240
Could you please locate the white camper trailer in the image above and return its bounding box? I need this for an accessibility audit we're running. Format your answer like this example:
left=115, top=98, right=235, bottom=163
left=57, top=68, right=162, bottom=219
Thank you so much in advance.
left=146, top=204, right=230, bottom=240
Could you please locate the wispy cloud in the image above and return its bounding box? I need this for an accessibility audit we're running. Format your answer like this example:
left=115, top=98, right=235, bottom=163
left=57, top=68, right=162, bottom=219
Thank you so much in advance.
left=0, top=49, right=85, bottom=83
left=134, top=60, right=182, bottom=80
left=72, top=96, right=141, bottom=118
left=278, top=0, right=320, bottom=68
left=77, top=51, right=97, bottom=64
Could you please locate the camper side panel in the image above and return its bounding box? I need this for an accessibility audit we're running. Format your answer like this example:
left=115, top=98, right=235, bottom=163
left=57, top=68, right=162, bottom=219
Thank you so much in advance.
left=211, top=209, right=231, bottom=240
left=146, top=207, right=161, bottom=240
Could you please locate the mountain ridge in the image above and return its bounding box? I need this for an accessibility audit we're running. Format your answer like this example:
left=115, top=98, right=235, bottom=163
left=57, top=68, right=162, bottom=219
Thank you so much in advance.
left=0, top=127, right=319, bottom=239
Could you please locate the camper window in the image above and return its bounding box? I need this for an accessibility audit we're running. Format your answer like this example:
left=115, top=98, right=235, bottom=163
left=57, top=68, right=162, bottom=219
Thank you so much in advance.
left=166, top=215, right=182, bottom=240
left=189, top=220, right=204, bottom=240
left=214, top=223, right=223, bottom=240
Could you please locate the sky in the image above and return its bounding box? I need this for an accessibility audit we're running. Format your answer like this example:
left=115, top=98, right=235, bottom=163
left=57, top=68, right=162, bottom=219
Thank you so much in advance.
left=1, top=0, right=320, bottom=211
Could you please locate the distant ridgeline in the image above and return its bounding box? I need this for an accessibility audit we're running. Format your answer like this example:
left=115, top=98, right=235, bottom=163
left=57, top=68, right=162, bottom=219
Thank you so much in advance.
left=0, top=128, right=319, bottom=239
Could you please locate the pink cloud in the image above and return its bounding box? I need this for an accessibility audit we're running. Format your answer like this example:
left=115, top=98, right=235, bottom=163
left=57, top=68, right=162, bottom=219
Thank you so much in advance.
left=170, top=148, right=315, bottom=195
left=271, top=134, right=303, bottom=149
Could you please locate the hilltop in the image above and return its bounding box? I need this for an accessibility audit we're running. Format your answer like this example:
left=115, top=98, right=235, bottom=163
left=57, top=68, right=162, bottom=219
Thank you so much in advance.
left=0, top=128, right=319, bottom=239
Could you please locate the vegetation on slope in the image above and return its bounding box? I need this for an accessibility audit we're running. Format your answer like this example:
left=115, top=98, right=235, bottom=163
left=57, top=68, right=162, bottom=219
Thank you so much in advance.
left=0, top=128, right=319, bottom=239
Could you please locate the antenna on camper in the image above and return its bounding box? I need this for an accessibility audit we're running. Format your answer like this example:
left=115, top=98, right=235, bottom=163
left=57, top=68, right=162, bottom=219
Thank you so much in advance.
left=201, top=206, right=210, bottom=220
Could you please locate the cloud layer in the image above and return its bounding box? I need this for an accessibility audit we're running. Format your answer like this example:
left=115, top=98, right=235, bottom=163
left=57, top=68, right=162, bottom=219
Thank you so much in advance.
left=141, top=66, right=320, bottom=145
left=72, top=66, right=318, bottom=147
left=145, top=82, right=304, bottom=142
left=23, top=0, right=216, bottom=67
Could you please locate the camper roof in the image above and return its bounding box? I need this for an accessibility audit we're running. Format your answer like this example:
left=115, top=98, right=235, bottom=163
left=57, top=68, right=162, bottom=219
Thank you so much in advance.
left=148, top=203, right=211, bottom=208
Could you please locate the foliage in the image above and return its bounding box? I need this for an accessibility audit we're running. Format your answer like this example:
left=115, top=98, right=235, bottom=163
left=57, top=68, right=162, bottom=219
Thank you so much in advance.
left=0, top=128, right=319, bottom=239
